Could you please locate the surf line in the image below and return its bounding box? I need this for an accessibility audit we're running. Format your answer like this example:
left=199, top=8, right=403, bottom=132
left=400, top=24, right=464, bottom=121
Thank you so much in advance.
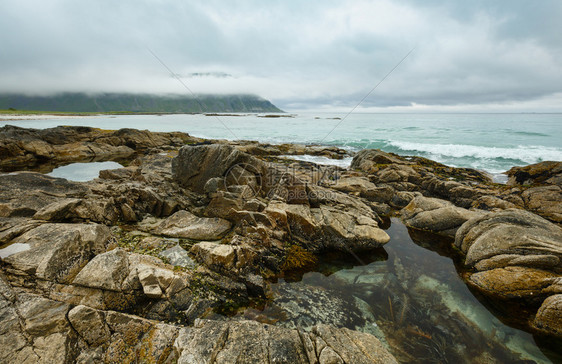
left=319, top=47, right=415, bottom=144
left=146, top=46, right=239, bottom=140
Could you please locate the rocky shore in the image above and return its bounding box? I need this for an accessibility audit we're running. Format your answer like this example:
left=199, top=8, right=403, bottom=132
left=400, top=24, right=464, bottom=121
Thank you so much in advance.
left=1, top=125, right=561, bottom=363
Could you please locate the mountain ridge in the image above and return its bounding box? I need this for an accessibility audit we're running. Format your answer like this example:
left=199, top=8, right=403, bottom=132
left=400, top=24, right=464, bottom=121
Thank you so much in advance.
left=0, top=93, right=283, bottom=113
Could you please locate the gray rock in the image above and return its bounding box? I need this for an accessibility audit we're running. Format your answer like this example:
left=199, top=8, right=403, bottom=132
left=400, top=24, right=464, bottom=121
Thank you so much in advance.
left=174, top=319, right=397, bottom=364
left=156, top=210, right=232, bottom=240
left=191, top=241, right=236, bottom=269
left=3, top=223, right=110, bottom=283
left=172, top=144, right=266, bottom=194
left=16, top=293, right=70, bottom=336
left=32, top=198, right=81, bottom=221
left=68, top=304, right=111, bottom=346
left=160, top=244, right=197, bottom=268
left=73, top=248, right=129, bottom=291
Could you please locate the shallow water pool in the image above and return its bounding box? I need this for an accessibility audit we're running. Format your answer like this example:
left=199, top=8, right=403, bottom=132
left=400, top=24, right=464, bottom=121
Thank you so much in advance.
left=47, top=161, right=123, bottom=181
left=241, top=218, right=560, bottom=363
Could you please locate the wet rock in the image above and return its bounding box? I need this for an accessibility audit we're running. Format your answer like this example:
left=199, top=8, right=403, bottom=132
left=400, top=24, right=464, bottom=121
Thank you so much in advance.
left=154, top=210, right=232, bottom=240
left=533, top=294, right=562, bottom=337
left=0, top=125, right=195, bottom=171
left=402, top=195, right=482, bottom=237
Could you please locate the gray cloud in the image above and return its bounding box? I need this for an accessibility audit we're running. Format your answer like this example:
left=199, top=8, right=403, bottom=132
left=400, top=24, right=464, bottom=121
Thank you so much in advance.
left=1, top=0, right=561, bottom=111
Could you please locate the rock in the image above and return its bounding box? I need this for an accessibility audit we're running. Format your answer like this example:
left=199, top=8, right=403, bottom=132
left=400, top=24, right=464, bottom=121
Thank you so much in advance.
left=312, top=205, right=390, bottom=251
left=173, top=319, right=397, bottom=364
left=159, top=244, right=196, bottom=268
left=0, top=125, right=194, bottom=171
left=172, top=144, right=266, bottom=194
left=455, top=209, right=562, bottom=269
left=506, top=161, right=562, bottom=186
left=155, top=210, right=232, bottom=240
left=32, top=198, right=81, bottom=221
left=521, top=185, right=562, bottom=223
left=468, top=267, right=560, bottom=301
left=16, top=293, right=70, bottom=336
left=136, top=263, right=175, bottom=298
left=402, top=196, right=482, bottom=237
left=72, top=248, right=130, bottom=291
left=191, top=241, right=237, bottom=269
left=68, top=305, right=111, bottom=346
left=351, top=149, right=410, bottom=172
left=0, top=172, right=88, bottom=217
left=532, top=294, right=562, bottom=337
left=3, top=223, right=110, bottom=283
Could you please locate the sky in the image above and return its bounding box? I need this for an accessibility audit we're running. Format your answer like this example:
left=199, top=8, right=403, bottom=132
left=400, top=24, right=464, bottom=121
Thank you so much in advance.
left=1, top=0, right=562, bottom=112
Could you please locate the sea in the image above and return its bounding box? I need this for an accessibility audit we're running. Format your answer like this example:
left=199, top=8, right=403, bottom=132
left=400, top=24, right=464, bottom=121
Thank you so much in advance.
left=4, top=112, right=561, bottom=180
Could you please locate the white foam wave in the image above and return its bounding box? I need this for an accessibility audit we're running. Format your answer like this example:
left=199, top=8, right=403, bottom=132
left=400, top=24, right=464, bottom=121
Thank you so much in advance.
left=279, top=155, right=353, bottom=168
left=387, top=141, right=562, bottom=164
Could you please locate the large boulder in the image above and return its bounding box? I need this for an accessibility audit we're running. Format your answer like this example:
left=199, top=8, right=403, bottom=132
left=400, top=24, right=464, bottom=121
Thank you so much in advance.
left=2, top=223, right=110, bottom=284
left=455, top=209, right=562, bottom=271
left=172, top=144, right=267, bottom=194
left=401, top=195, right=482, bottom=238
left=277, top=201, right=389, bottom=253
left=455, top=209, right=562, bottom=305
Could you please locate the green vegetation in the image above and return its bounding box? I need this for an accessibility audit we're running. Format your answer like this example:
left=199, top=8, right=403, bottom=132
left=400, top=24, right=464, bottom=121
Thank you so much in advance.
left=0, top=92, right=283, bottom=113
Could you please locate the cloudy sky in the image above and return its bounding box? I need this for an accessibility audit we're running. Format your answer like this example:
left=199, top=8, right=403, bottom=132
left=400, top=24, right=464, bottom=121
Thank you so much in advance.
left=1, top=0, right=561, bottom=111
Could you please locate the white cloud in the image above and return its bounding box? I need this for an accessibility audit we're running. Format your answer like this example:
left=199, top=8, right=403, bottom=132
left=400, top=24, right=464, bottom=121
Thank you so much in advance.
left=0, top=0, right=561, bottom=111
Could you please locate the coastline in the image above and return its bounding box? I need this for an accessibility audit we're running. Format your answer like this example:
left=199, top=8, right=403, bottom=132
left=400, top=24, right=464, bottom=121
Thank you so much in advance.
left=0, top=125, right=561, bottom=362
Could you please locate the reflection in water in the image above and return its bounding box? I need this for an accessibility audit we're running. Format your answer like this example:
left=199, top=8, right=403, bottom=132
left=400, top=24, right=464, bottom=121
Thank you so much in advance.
left=242, top=218, right=557, bottom=363
left=0, top=243, right=30, bottom=258
left=47, top=161, right=122, bottom=181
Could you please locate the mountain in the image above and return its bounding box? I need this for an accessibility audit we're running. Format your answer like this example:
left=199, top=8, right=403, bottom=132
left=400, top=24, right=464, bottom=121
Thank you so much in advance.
left=0, top=93, right=283, bottom=113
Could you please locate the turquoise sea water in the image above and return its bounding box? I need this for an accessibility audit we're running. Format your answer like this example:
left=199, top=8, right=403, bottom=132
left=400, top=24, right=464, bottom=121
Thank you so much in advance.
left=3, top=112, right=562, bottom=175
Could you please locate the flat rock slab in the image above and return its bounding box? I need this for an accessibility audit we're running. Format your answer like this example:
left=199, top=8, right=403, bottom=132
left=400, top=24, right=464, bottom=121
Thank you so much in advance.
left=155, top=210, right=232, bottom=240
left=174, top=319, right=398, bottom=364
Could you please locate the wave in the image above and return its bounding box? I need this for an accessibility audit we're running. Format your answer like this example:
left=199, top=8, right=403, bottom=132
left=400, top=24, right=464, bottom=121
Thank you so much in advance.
left=385, top=141, right=562, bottom=165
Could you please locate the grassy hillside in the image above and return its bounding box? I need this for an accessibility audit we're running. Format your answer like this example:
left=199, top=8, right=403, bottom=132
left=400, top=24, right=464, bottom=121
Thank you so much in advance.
left=0, top=93, right=283, bottom=113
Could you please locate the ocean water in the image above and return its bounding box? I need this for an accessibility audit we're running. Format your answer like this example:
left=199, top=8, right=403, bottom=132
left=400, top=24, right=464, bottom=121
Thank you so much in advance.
left=3, top=112, right=562, bottom=175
